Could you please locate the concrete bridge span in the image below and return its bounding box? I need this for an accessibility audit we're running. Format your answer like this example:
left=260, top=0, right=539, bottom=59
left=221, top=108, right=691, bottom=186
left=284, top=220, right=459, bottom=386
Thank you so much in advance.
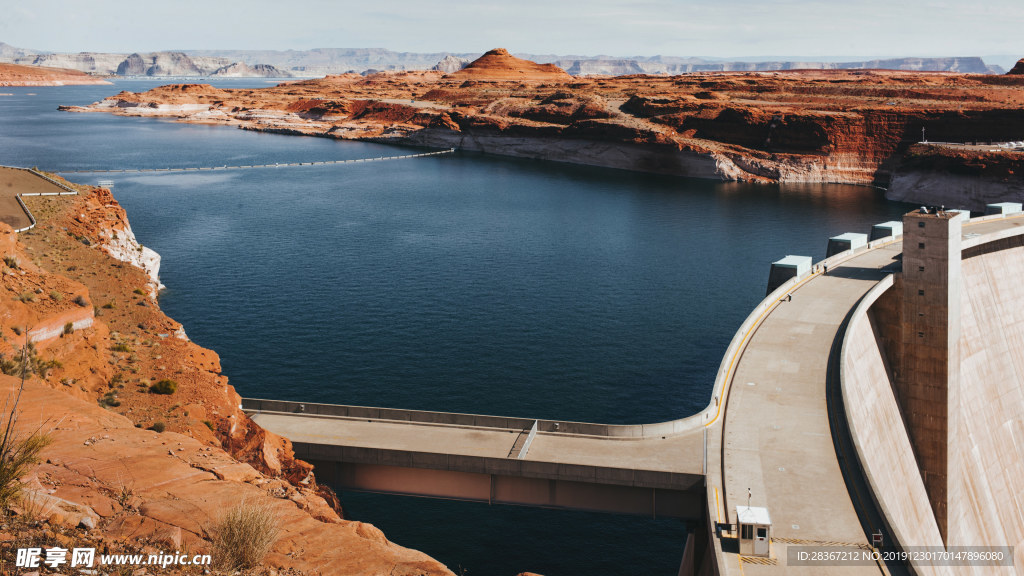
left=246, top=209, right=1024, bottom=576
left=244, top=399, right=707, bottom=520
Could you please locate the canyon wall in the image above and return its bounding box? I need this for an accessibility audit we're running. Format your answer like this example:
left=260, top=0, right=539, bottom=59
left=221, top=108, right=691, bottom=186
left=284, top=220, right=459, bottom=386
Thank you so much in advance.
left=887, top=171, right=1024, bottom=211
left=887, top=145, right=1024, bottom=210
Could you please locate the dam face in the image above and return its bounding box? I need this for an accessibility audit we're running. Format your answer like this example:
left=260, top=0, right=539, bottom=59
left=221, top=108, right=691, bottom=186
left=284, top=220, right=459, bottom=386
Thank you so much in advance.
left=842, top=211, right=1024, bottom=574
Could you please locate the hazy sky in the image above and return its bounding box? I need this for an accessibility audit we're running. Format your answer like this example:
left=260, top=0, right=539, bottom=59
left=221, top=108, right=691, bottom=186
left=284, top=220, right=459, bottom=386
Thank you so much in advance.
left=2, top=0, right=1021, bottom=60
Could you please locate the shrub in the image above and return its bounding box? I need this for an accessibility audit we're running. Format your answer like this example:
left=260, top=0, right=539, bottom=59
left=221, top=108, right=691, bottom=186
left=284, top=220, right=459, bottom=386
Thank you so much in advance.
left=99, top=392, right=120, bottom=408
left=102, top=301, right=115, bottom=310
left=62, top=322, right=74, bottom=336
left=73, top=295, right=88, bottom=307
left=148, top=421, right=166, bottom=433
left=203, top=420, right=215, bottom=431
left=17, top=292, right=35, bottom=303
left=0, top=342, right=60, bottom=380
left=212, top=501, right=280, bottom=571
left=3, top=256, right=18, bottom=270
left=133, top=288, right=146, bottom=296
left=149, top=379, right=177, bottom=395
left=49, top=291, right=63, bottom=301
left=111, top=342, right=132, bottom=353
left=33, top=358, right=60, bottom=379
left=0, top=385, right=53, bottom=510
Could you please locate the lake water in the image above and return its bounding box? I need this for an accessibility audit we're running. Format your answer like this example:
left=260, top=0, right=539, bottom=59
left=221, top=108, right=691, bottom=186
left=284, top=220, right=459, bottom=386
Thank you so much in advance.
left=0, top=81, right=909, bottom=575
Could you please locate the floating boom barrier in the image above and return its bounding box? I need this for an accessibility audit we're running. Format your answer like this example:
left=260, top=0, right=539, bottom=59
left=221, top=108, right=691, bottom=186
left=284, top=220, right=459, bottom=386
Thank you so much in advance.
left=56, top=148, right=456, bottom=175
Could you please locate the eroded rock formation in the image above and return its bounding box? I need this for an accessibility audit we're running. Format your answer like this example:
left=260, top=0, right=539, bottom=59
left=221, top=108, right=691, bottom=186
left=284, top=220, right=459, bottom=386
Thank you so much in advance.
left=65, top=49, right=1024, bottom=191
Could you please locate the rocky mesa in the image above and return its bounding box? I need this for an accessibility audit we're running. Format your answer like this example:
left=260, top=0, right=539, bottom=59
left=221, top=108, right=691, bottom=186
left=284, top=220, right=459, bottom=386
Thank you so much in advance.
left=66, top=48, right=1024, bottom=200
left=0, top=173, right=452, bottom=575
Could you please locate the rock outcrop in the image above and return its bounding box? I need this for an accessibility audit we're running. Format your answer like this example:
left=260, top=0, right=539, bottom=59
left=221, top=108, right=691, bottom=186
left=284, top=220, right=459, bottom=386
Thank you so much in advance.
left=212, top=61, right=291, bottom=77
left=887, top=143, right=1024, bottom=209
left=431, top=55, right=470, bottom=73
left=17, top=52, right=126, bottom=75
left=1007, top=58, right=1024, bottom=75
left=451, top=48, right=571, bottom=81
left=114, top=52, right=228, bottom=77
left=561, top=59, right=646, bottom=76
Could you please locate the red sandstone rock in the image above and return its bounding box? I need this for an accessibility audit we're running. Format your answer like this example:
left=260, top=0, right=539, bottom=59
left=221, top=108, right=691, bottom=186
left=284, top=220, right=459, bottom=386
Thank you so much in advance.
left=451, top=48, right=571, bottom=81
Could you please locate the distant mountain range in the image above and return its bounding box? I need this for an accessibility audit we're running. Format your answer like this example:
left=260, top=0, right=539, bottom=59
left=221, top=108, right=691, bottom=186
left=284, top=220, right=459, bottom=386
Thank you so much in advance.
left=183, top=48, right=1007, bottom=76
left=0, top=42, right=290, bottom=77
left=0, top=42, right=1007, bottom=77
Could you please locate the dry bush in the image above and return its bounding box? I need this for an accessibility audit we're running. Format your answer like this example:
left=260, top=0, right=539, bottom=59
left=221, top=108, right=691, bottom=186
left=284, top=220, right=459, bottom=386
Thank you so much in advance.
left=211, top=500, right=281, bottom=571
left=0, top=363, right=53, bottom=510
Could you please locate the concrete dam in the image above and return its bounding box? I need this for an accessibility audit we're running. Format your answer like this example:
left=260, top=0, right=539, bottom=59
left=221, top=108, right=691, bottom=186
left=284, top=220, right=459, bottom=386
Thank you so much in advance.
left=247, top=206, right=1024, bottom=575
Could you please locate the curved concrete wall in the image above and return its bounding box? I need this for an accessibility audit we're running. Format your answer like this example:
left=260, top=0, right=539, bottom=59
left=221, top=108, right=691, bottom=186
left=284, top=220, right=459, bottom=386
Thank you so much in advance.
left=954, top=246, right=1024, bottom=571
left=842, top=239, right=1024, bottom=574
left=841, top=276, right=952, bottom=576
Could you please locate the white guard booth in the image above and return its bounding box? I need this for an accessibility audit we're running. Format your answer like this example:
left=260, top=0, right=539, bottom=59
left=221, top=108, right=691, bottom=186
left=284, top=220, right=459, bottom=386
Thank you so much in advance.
left=737, top=505, right=772, bottom=557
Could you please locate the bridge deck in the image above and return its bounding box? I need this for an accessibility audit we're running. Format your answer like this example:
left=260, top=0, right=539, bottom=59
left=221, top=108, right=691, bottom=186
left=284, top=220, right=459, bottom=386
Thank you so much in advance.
left=249, top=410, right=705, bottom=475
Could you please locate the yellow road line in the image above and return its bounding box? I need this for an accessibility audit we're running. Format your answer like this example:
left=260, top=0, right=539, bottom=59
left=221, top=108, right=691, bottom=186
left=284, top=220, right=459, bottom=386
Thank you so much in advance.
left=705, top=237, right=900, bottom=430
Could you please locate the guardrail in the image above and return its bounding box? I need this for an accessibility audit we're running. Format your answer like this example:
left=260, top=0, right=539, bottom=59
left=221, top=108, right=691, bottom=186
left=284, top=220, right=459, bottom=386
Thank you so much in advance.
left=12, top=195, right=37, bottom=233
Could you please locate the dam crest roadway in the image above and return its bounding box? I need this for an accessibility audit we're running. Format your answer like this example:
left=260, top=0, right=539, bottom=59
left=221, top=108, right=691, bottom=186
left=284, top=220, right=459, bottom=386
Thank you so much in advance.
left=247, top=208, right=1024, bottom=575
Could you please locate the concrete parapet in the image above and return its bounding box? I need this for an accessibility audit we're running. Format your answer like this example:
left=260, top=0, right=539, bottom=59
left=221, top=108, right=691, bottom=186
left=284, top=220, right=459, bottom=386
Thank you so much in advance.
left=870, top=220, right=903, bottom=241
left=826, top=232, right=868, bottom=257
left=241, top=397, right=710, bottom=439
left=984, top=202, right=1022, bottom=215
left=765, top=255, right=811, bottom=295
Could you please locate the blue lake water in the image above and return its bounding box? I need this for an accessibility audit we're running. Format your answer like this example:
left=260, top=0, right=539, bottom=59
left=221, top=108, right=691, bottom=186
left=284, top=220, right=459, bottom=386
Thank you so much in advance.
left=0, top=81, right=910, bottom=575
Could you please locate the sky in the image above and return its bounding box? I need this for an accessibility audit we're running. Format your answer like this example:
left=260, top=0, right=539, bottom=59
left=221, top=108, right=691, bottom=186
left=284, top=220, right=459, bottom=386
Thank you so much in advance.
left=1, top=0, right=1021, bottom=62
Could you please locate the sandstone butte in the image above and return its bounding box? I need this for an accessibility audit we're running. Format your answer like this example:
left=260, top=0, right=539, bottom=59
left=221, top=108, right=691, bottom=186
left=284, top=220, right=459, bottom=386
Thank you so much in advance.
left=63, top=48, right=1024, bottom=197
left=0, top=62, right=111, bottom=86
left=0, top=179, right=453, bottom=575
